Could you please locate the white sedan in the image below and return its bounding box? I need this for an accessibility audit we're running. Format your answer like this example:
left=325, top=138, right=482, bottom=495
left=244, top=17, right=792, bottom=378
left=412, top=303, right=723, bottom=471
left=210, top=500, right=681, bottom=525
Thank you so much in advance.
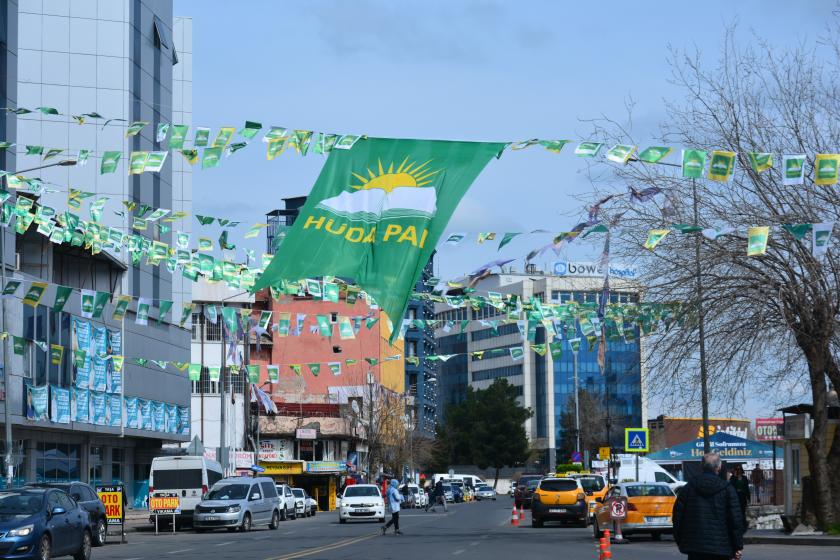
left=292, top=488, right=317, bottom=517
left=407, top=484, right=427, bottom=508
left=338, top=484, right=385, bottom=524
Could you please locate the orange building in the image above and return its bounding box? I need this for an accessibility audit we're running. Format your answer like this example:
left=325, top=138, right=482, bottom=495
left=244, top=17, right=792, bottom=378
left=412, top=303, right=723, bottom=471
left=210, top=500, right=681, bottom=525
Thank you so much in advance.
left=247, top=285, right=405, bottom=511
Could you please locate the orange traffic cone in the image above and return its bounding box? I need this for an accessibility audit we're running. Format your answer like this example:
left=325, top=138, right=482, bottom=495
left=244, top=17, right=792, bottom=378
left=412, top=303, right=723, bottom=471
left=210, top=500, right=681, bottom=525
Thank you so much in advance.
left=519, top=505, right=525, bottom=521
left=510, top=506, right=519, bottom=526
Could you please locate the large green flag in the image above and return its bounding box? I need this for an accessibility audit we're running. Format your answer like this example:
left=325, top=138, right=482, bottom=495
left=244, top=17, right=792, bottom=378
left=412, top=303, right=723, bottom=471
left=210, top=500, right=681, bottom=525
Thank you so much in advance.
left=254, top=138, right=505, bottom=338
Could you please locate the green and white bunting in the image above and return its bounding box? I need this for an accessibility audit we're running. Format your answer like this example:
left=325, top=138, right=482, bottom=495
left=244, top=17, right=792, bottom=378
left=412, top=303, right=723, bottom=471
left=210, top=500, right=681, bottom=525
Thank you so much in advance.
left=747, top=226, right=770, bottom=256
left=681, top=149, right=707, bottom=178
left=783, top=154, right=806, bottom=185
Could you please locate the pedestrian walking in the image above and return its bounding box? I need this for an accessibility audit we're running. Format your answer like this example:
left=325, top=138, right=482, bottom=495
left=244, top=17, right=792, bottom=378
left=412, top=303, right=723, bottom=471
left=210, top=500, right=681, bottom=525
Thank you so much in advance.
left=673, top=452, right=744, bottom=560
left=750, top=464, right=765, bottom=502
left=382, top=479, right=404, bottom=535
left=730, top=465, right=750, bottom=529
left=426, top=479, right=447, bottom=512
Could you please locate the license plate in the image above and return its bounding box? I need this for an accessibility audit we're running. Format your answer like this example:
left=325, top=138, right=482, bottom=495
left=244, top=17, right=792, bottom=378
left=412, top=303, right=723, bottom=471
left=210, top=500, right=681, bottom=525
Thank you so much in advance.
left=645, top=516, right=668, bottom=524
left=206, top=516, right=217, bottom=521
left=549, top=508, right=567, bottom=513
left=354, top=509, right=369, bottom=513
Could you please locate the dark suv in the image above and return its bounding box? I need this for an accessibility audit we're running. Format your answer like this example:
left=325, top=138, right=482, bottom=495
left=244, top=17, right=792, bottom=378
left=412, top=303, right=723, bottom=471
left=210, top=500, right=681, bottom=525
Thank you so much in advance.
left=27, top=483, right=109, bottom=546
left=513, top=475, right=543, bottom=509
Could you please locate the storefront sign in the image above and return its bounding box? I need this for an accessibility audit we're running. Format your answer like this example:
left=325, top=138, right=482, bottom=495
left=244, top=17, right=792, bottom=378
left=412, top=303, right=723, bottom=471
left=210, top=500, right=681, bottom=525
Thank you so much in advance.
left=296, top=428, right=317, bottom=440
left=755, top=418, right=784, bottom=441
left=96, top=485, right=124, bottom=525
left=305, top=461, right=345, bottom=473
left=234, top=450, right=255, bottom=469
left=259, top=439, right=294, bottom=462
left=149, top=493, right=181, bottom=515
left=261, top=461, right=304, bottom=475
left=552, top=261, right=638, bottom=279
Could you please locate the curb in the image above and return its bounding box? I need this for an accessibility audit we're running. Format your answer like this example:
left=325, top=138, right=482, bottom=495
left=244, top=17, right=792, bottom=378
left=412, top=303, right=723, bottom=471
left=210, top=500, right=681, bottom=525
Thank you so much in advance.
left=744, top=535, right=840, bottom=547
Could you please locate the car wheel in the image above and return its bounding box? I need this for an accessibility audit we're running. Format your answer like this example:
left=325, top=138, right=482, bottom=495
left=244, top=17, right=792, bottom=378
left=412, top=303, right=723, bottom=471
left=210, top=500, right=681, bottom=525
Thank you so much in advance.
left=280, top=507, right=287, bottom=521
left=73, top=531, right=92, bottom=560
left=195, top=528, right=205, bottom=533
left=532, top=517, right=543, bottom=528
left=339, top=517, right=346, bottom=524
left=651, top=532, right=662, bottom=541
left=240, top=513, right=252, bottom=532
left=269, top=510, right=280, bottom=530
left=290, top=510, right=297, bottom=520
left=227, top=527, right=238, bottom=532
left=94, top=517, right=107, bottom=546
left=38, top=534, right=51, bottom=560
left=593, top=518, right=603, bottom=539
left=378, top=517, right=385, bottom=523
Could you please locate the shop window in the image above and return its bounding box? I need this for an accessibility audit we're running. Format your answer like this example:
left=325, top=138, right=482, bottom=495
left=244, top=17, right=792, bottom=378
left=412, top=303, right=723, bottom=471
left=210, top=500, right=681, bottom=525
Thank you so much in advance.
left=36, top=442, right=81, bottom=482
left=89, top=446, right=102, bottom=486
left=112, top=448, right=125, bottom=483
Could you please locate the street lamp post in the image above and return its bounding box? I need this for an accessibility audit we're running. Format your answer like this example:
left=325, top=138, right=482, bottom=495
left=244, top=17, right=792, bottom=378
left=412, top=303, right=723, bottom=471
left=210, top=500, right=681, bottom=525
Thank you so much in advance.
left=2, top=160, right=76, bottom=488
left=691, top=178, right=711, bottom=453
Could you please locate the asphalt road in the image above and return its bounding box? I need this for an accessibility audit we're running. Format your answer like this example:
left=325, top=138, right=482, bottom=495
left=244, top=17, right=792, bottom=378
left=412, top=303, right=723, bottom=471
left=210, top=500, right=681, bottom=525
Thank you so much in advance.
left=89, top=498, right=838, bottom=560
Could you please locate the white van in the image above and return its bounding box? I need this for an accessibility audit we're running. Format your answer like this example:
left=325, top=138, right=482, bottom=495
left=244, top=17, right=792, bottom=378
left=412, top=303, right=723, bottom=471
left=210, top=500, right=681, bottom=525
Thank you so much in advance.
left=148, top=455, right=224, bottom=523
left=613, top=455, right=685, bottom=490
left=432, top=473, right=486, bottom=489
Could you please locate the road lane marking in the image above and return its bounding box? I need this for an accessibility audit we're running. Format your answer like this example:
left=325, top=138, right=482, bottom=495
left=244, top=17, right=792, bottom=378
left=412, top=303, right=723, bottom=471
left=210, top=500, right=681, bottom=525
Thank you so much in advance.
left=214, top=541, right=235, bottom=547
left=168, top=549, right=193, bottom=554
left=470, top=541, right=479, bottom=546
left=453, top=549, right=465, bottom=555
left=264, top=532, right=378, bottom=560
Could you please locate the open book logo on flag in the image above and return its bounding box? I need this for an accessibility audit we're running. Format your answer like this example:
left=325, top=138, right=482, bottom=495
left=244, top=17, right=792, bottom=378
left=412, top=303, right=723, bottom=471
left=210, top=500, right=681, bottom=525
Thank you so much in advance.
left=307, top=158, right=441, bottom=247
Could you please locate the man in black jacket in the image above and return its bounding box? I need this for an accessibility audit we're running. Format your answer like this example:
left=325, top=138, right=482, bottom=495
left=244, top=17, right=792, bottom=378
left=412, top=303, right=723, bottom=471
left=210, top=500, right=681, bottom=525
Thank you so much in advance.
left=673, top=452, right=744, bottom=560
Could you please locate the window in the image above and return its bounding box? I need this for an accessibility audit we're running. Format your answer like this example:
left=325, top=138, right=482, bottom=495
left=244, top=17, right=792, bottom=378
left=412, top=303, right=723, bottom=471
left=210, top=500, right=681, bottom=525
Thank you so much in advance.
left=191, top=367, right=219, bottom=395
left=35, top=442, right=81, bottom=482
left=204, top=320, right=221, bottom=342
left=260, top=482, right=277, bottom=498
left=152, top=469, right=203, bottom=490
left=471, top=323, right=519, bottom=341
left=89, top=446, right=102, bottom=486
left=47, top=491, right=62, bottom=511
left=654, top=472, right=673, bottom=484
left=407, top=341, right=418, bottom=357
left=791, top=446, right=801, bottom=487
left=539, top=479, right=577, bottom=492
left=208, top=469, right=223, bottom=487
left=57, top=492, right=75, bottom=510
left=112, top=448, right=125, bottom=483
left=472, top=365, right=523, bottom=382
left=191, top=313, right=201, bottom=340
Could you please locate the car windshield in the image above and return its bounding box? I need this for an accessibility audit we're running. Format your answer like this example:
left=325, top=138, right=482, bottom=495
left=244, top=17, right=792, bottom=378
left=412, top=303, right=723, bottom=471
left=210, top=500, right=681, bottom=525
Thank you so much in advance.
left=207, top=484, right=250, bottom=500
left=442, top=484, right=452, bottom=492
left=625, top=485, right=674, bottom=497
left=409, top=487, right=419, bottom=494
left=577, top=477, right=606, bottom=492
left=292, top=489, right=304, bottom=498
left=476, top=485, right=490, bottom=491
left=344, top=487, right=379, bottom=498
left=526, top=479, right=540, bottom=489
left=451, top=481, right=463, bottom=488
left=0, top=492, right=43, bottom=515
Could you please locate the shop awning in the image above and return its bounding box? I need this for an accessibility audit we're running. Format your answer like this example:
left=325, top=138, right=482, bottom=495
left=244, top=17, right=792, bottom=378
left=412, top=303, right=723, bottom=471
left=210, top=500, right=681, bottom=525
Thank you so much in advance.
left=647, top=431, right=777, bottom=462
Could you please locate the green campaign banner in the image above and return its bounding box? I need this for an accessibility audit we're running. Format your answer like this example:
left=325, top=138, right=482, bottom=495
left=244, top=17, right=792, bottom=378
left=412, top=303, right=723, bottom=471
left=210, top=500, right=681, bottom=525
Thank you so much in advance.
left=254, top=137, right=505, bottom=338
left=247, top=364, right=260, bottom=383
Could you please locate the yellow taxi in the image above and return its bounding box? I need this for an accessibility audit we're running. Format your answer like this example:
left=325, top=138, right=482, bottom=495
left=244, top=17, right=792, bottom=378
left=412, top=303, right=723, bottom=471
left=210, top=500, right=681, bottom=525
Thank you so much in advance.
left=568, top=473, right=610, bottom=523
left=593, top=482, right=676, bottom=540
left=530, top=477, right=588, bottom=528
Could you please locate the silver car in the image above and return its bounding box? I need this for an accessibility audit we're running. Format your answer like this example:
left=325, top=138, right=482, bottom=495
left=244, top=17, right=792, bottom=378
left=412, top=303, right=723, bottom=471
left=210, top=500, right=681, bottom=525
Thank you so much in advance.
left=194, top=477, right=282, bottom=532
left=474, top=485, right=497, bottom=500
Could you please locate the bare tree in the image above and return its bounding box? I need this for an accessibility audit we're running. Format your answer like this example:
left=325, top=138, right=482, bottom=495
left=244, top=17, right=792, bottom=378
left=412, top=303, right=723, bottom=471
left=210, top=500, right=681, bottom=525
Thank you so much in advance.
left=585, top=27, right=840, bottom=527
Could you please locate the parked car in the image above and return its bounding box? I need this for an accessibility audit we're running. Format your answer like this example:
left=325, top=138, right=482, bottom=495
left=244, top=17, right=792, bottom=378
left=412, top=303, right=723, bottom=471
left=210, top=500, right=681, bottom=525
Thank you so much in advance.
left=593, top=482, right=676, bottom=540
left=442, top=483, right=454, bottom=503
left=338, top=484, right=384, bottom=524
left=291, top=488, right=316, bottom=517
left=514, top=475, right=543, bottom=509
left=474, top=485, right=497, bottom=501
left=275, top=484, right=297, bottom=520
left=193, top=477, right=282, bottom=532
left=531, top=477, right=587, bottom=528
left=0, top=487, right=92, bottom=560
left=26, top=482, right=108, bottom=547
left=148, top=455, right=223, bottom=525
left=406, top=484, right=426, bottom=508
left=451, top=484, right=465, bottom=503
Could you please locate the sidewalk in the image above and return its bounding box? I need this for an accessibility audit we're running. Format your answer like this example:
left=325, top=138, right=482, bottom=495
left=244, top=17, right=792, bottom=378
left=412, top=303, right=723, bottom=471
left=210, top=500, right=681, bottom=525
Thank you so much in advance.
left=745, top=530, right=840, bottom=546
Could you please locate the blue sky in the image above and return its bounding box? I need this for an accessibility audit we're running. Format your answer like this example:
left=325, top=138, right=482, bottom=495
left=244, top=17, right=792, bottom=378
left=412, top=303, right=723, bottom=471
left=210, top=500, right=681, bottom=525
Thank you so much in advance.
left=175, top=0, right=834, bottom=417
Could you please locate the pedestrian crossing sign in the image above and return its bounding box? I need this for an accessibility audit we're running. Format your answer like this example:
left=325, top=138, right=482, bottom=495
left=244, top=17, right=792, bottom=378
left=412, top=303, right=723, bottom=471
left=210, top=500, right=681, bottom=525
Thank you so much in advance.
left=624, top=428, right=649, bottom=452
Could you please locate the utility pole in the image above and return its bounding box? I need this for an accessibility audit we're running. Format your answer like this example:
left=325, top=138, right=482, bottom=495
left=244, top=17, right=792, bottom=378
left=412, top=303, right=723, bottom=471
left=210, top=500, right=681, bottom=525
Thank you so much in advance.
left=573, top=349, right=581, bottom=456
left=219, top=303, right=228, bottom=475
left=2, top=160, right=76, bottom=488
left=200, top=306, right=205, bottom=443
left=692, top=178, right=711, bottom=453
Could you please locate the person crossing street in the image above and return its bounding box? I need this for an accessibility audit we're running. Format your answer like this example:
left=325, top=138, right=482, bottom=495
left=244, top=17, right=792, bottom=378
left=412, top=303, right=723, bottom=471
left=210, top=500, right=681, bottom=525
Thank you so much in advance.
left=382, top=479, right=405, bottom=535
